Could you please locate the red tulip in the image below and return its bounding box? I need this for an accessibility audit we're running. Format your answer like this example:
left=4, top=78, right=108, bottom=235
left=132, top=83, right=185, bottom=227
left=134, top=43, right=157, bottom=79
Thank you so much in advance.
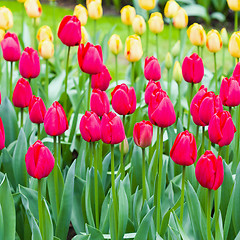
left=90, top=89, right=110, bottom=117
left=111, top=84, right=136, bottom=115
left=133, top=120, right=153, bottom=148
left=101, top=112, right=125, bottom=144
left=145, top=80, right=161, bottom=105
left=44, top=101, right=68, bottom=136
left=1, top=32, right=21, bottom=62
left=58, top=15, right=81, bottom=46
left=195, top=151, right=224, bottom=190
left=0, top=117, right=5, bottom=150
left=12, top=78, right=32, bottom=108
left=78, top=42, right=103, bottom=75
left=233, top=62, right=240, bottom=80
left=19, top=47, right=40, bottom=79
left=91, top=65, right=112, bottom=91
left=80, top=111, right=101, bottom=142
left=25, top=140, right=55, bottom=179
left=182, top=53, right=204, bottom=84
left=170, top=130, right=197, bottom=166
left=219, top=77, right=240, bottom=107
left=144, top=56, right=161, bottom=81
left=148, top=88, right=176, bottom=128
left=208, top=111, right=236, bottom=147
left=28, top=96, right=46, bottom=124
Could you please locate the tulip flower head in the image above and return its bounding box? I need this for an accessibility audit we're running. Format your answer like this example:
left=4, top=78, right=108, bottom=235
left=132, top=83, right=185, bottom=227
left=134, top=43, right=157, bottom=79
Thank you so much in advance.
left=0, top=117, right=5, bottom=150
left=87, top=0, right=103, bottom=20
left=170, top=130, right=197, bottom=166
left=81, top=26, right=89, bottom=44
left=138, top=0, right=155, bottom=11
left=145, top=80, right=161, bottom=105
left=120, top=5, right=136, bottom=26
left=227, top=0, right=240, bottom=11
left=195, top=151, right=224, bottom=190
left=148, top=12, right=164, bottom=34
left=221, top=28, right=228, bottom=47
left=144, top=56, right=161, bottom=81
left=0, top=7, right=13, bottom=30
left=24, top=0, right=42, bottom=18
left=173, top=8, right=188, bottom=29
left=73, top=4, right=88, bottom=26
left=132, top=15, right=146, bottom=36
left=228, top=31, right=240, bottom=58
left=38, top=39, right=54, bottom=59
left=164, top=0, right=180, bottom=19
left=108, top=34, right=123, bottom=55
left=37, top=25, right=53, bottom=42
left=173, top=61, right=182, bottom=84
left=25, top=140, right=55, bottom=179
left=0, top=29, right=5, bottom=43
left=187, top=23, right=206, bottom=47
left=206, top=29, right=223, bottom=53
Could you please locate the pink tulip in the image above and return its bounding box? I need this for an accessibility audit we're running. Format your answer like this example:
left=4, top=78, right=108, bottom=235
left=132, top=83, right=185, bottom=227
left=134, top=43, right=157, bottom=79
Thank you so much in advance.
left=145, top=80, right=161, bottom=105
left=28, top=96, right=46, bottom=124
left=0, top=117, right=5, bottom=150
left=144, top=56, right=161, bottom=81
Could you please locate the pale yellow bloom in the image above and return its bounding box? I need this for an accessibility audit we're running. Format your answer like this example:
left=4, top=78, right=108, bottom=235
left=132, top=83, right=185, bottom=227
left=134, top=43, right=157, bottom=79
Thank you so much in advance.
left=108, top=34, right=123, bottom=55
left=206, top=29, right=222, bottom=53
left=73, top=4, right=88, bottom=26
left=164, top=0, right=180, bottom=19
left=24, top=0, right=42, bottom=18
left=37, top=25, right=53, bottom=42
left=187, top=23, right=206, bottom=46
left=138, top=0, right=155, bottom=11
left=38, top=39, right=54, bottom=59
left=0, top=7, right=13, bottom=30
left=148, top=12, right=164, bottom=34
left=132, top=15, right=146, bottom=36
left=81, top=26, right=88, bottom=44
left=229, top=32, right=240, bottom=58
left=227, top=0, right=240, bottom=11
left=88, top=1, right=102, bottom=20
left=173, top=8, right=188, bottom=29
left=120, top=5, right=136, bottom=26
left=221, top=28, right=228, bottom=47
left=0, top=29, right=5, bottom=43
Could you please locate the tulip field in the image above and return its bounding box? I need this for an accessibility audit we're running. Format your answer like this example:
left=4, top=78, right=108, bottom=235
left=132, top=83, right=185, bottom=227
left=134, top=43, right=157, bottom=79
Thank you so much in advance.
left=1, top=0, right=240, bottom=239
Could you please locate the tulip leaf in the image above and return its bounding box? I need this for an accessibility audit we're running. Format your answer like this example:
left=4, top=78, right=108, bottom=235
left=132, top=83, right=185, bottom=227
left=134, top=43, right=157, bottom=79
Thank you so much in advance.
left=183, top=4, right=210, bottom=23
left=42, top=199, right=53, bottom=240
left=87, top=225, right=104, bottom=240
left=72, top=235, right=90, bottom=240
left=55, top=161, right=76, bottom=240
left=0, top=175, right=16, bottom=240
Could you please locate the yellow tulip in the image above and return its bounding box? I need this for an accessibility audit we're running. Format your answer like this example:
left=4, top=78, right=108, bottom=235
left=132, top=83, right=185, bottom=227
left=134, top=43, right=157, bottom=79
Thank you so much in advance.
left=18, top=0, right=27, bottom=3
left=206, top=29, right=222, bottom=53
left=124, top=34, right=143, bottom=62
left=108, top=34, right=123, bottom=55
left=86, top=0, right=101, bottom=8
left=81, top=26, right=88, bottom=44
left=132, top=15, right=146, bottom=36
left=228, top=32, right=240, bottom=58
left=73, top=4, right=88, bottom=26
left=138, top=0, right=155, bottom=11
left=173, top=8, right=188, bottom=29
left=227, top=0, right=240, bottom=11
left=187, top=23, right=206, bottom=46
left=221, top=28, right=228, bottom=47
left=164, top=0, right=180, bottom=19
left=120, top=5, right=136, bottom=26
left=148, top=12, right=164, bottom=34
left=37, top=25, right=53, bottom=42
left=38, top=39, right=54, bottom=59
left=87, top=1, right=102, bottom=20
left=24, top=0, right=42, bottom=18
left=0, top=7, right=13, bottom=30
left=0, top=29, right=5, bottom=43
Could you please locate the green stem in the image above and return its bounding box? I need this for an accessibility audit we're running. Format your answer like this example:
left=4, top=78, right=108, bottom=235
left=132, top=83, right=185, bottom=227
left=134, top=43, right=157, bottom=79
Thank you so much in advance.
left=201, top=126, right=205, bottom=155
left=197, top=46, right=200, bottom=56
left=142, top=148, right=146, bottom=203
left=167, top=68, right=171, bottom=99
left=21, top=108, right=24, bottom=128
left=127, top=25, right=130, bottom=36
left=196, top=125, right=199, bottom=145
left=169, top=19, right=173, bottom=51
left=178, top=83, right=181, bottom=121
left=146, top=11, right=149, bottom=56
left=225, top=107, right=231, bottom=164
left=120, top=115, right=125, bottom=180
left=89, top=142, right=93, bottom=167
left=10, top=61, right=13, bottom=100
left=115, top=55, right=118, bottom=85
left=235, top=105, right=240, bottom=172
left=58, top=135, right=61, bottom=167
left=45, top=60, right=49, bottom=106
left=154, top=127, right=160, bottom=178
left=93, top=142, right=99, bottom=228
left=157, top=127, right=164, bottom=234
left=98, top=140, right=103, bottom=177
left=235, top=11, right=238, bottom=32
left=38, top=179, right=44, bottom=240
left=214, top=53, right=218, bottom=93
left=222, top=47, right=225, bottom=75
left=111, top=144, right=118, bottom=239
left=187, top=83, right=194, bottom=130
left=207, top=189, right=212, bottom=240
left=131, top=62, right=135, bottom=87
left=215, top=189, right=219, bottom=239
left=208, top=138, right=211, bottom=150
left=64, top=46, right=71, bottom=111
left=33, top=18, right=37, bottom=50
left=37, top=124, right=40, bottom=140
left=87, top=75, right=92, bottom=111
left=21, top=3, right=24, bottom=34
left=156, top=34, right=159, bottom=60
left=180, top=166, right=186, bottom=225
left=94, top=20, right=97, bottom=44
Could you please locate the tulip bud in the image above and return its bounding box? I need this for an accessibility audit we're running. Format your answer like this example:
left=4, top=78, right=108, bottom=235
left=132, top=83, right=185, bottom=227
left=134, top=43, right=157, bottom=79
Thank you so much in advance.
left=206, top=29, right=223, bottom=53
left=81, top=26, right=88, bottom=44
left=208, top=111, right=236, bottom=147
left=12, top=78, right=33, bottom=108
left=227, top=0, right=240, bottom=11
left=1, top=32, right=21, bottom=62
left=37, top=25, right=53, bottom=42
left=221, top=28, right=228, bottom=47
left=0, top=117, right=5, bottom=150
left=164, top=0, right=180, bottom=19
left=91, top=65, right=112, bottom=91
left=25, top=140, right=55, bottom=179
left=132, top=15, right=146, bottom=36
left=119, top=137, right=129, bottom=155
left=0, top=29, right=5, bottom=43
left=44, top=101, right=68, bottom=136
left=144, top=56, right=161, bottom=81
left=228, top=32, right=240, bottom=58
left=28, top=96, right=47, bottom=124
left=124, top=34, right=143, bottom=62
left=170, top=130, right=197, bottom=166
left=0, top=7, right=13, bottom=30
left=171, top=40, right=180, bottom=57
left=80, top=111, right=101, bottom=142
left=101, top=112, right=125, bottom=145
left=58, top=15, right=81, bottom=47
left=108, top=34, right=123, bottom=55
left=24, top=0, right=42, bottom=18
left=19, top=47, right=40, bottom=79
left=138, top=0, right=155, bottom=11
left=90, top=89, right=110, bottom=117
left=120, top=5, right=136, bottom=26
left=148, top=12, right=164, bottom=34
left=73, top=4, right=88, bottom=26
left=148, top=88, right=176, bottom=127
left=173, top=61, right=182, bottom=84
left=173, top=8, right=188, bottom=29
left=165, top=52, right=173, bottom=70
left=88, top=1, right=103, bottom=20
left=86, top=0, right=102, bottom=7
left=78, top=42, right=103, bottom=74
left=182, top=53, right=204, bottom=84
left=187, top=23, right=206, bottom=47
left=195, top=151, right=224, bottom=190
left=133, top=120, right=153, bottom=148
left=111, top=84, right=137, bottom=115
left=145, top=80, right=161, bottom=105
left=38, top=40, right=54, bottom=59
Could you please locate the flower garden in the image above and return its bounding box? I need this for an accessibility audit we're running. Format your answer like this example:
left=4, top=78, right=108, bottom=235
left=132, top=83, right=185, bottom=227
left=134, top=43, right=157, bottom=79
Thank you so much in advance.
left=0, top=0, right=240, bottom=239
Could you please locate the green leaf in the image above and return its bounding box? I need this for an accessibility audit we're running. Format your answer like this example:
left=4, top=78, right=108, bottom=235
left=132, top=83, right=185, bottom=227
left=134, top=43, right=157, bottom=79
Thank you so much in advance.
left=87, top=225, right=104, bottom=240
left=42, top=199, right=53, bottom=240
left=183, top=4, right=210, bottom=23
left=72, top=235, right=90, bottom=240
